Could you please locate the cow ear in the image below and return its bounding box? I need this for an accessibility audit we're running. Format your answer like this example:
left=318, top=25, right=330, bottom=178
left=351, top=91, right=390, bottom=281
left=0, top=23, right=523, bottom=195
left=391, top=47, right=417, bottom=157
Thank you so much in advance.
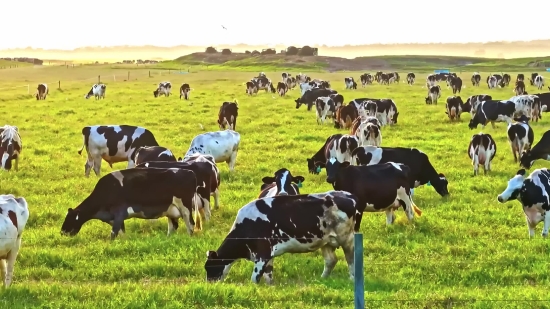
left=262, top=177, right=275, bottom=184
left=67, top=208, right=73, bottom=213
left=207, top=250, right=217, bottom=259
left=517, top=169, right=526, bottom=176
left=293, top=176, right=305, bottom=184
left=341, top=161, right=351, bottom=168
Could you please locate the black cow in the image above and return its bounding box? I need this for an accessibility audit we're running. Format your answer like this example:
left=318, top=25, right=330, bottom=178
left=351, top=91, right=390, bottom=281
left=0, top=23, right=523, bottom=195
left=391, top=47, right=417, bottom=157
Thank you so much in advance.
left=204, top=191, right=358, bottom=284
left=529, top=73, right=539, bottom=86
left=468, top=100, right=515, bottom=129
left=36, top=83, right=48, bottom=100
left=218, top=101, right=239, bottom=130
left=259, top=168, right=305, bottom=198
left=406, top=73, right=415, bottom=85
left=517, top=74, right=525, bottom=82
left=449, top=76, right=462, bottom=94
left=426, top=85, right=441, bottom=104
left=471, top=73, right=481, bottom=86
left=515, top=81, right=526, bottom=96
left=77, top=125, right=159, bottom=177
left=351, top=146, right=449, bottom=197
left=507, top=119, right=534, bottom=163
left=277, top=82, right=288, bottom=96
left=325, top=160, right=422, bottom=231
left=445, top=96, right=463, bottom=121
left=532, top=92, right=550, bottom=112
left=497, top=168, right=550, bottom=237
left=519, top=130, right=550, bottom=169
left=295, top=88, right=338, bottom=111
left=180, top=83, right=191, bottom=100
left=360, top=73, right=372, bottom=87
left=499, top=73, right=511, bottom=87
left=60, top=168, right=199, bottom=239
left=134, top=146, right=176, bottom=165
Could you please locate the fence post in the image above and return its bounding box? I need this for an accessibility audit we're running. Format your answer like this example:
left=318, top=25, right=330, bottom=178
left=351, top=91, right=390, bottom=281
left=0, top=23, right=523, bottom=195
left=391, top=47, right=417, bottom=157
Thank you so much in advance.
left=58, top=80, right=61, bottom=90
left=27, top=85, right=30, bottom=94
left=149, top=71, right=151, bottom=78
left=354, top=233, right=365, bottom=309
left=98, top=75, right=101, bottom=83
left=128, top=71, right=130, bottom=81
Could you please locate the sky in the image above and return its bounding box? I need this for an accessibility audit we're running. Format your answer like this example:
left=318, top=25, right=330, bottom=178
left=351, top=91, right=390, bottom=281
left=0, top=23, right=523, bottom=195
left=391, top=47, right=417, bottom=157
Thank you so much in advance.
left=2, top=0, right=550, bottom=50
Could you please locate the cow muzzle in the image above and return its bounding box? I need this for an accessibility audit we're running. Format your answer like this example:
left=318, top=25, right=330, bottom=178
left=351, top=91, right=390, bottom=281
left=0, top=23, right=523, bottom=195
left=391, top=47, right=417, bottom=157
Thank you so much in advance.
left=497, top=195, right=505, bottom=203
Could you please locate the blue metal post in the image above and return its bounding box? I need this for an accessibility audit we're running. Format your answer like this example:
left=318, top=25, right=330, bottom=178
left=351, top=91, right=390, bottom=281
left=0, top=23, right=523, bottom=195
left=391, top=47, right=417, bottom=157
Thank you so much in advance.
left=354, top=233, right=365, bottom=309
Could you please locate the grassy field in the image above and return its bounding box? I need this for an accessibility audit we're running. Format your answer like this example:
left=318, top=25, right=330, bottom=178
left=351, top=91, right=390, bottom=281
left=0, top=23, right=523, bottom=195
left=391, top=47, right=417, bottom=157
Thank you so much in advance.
left=2, top=63, right=550, bottom=309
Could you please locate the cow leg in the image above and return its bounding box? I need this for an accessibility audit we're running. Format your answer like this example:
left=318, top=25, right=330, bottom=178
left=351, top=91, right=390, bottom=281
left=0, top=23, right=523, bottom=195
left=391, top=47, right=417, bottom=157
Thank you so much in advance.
left=228, top=150, right=238, bottom=172
left=110, top=214, right=126, bottom=240
left=473, top=154, right=479, bottom=176
left=173, top=197, right=194, bottom=234
left=261, top=259, right=274, bottom=285
left=385, top=210, right=396, bottom=224
left=212, top=188, right=220, bottom=209
left=84, top=153, right=94, bottom=177
left=542, top=211, right=550, bottom=237
left=251, top=256, right=273, bottom=284
left=340, top=236, right=355, bottom=280
left=14, top=155, right=19, bottom=171
left=354, top=212, right=364, bottom=232
left=526, top=215, right=536, bottom=238
left=320, top=245, right=337, bottom=278
left=397, top=187, right=415, bottom=221
left=510, top=142, right=518, bottom=163
left=92, top=156, right=102, bottom=177
left=4, top=238, right=20, bottom=287
left=0, top=259, right=5, bottom=286
left=490, top=121, right=496, bottom=129
left=167, top=217, right=178, bottom=236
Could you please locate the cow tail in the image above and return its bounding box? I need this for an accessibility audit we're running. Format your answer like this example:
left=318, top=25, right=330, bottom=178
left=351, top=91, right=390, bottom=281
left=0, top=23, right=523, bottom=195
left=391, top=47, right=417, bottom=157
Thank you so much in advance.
left=412, top=202, right=422, bottom=217
left=78, top=128, right=90, bottom=155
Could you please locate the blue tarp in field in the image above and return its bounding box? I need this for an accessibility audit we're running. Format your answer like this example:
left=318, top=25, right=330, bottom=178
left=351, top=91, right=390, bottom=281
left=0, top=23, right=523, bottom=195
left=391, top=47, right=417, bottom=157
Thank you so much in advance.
left=434, top=69, right=450, bottom=74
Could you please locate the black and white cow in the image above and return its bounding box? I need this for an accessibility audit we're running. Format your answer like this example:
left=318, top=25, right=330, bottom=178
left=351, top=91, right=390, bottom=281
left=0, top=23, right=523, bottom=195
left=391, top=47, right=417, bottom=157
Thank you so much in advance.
left=534, top=75, right=545, bottom=90
left=295, top=73, right=309, bottom=83
left=465, top=94, right=493, bottom=118
left=204, top=190, right=357, bottom=284
left=0, top=125, right=22, bottom=171
left=426, top=85, right=441, bottom=104
left=445, top=96, right=463, bottom=121
left=153, top=81, right=172, bottom=97
left=499, top=73, right=511, bottom=87
left=77, top=125, right=159, bottom=177
left=354, top=121, right=381, bottom=147
left=306, top=134, right=359, bottom=175
left=497, top=168, right=550, bottom=237
left=471, top=73, right=481, bottom=86
left=349, top=98, right=398, bottom=126
left=344, top=77, right=357, bottom=89
left=519, top=130, right=550, bottom=169
left=468, top=133, right=497, bottom=175
left=406, top=73, right=415, bottom=85
left=183, top=130, right=240, bottom=172
left=350, top=146, right=449, bottom=197
left=85, top=84, right=106, bottom=100
left=426, top=74, right=437, bottom=88
left=487, top=76, right=498, bottom=89
left=180, top=83, right=191, bottom=100
left=181, top=153, right=221, bottom=210
left=315, top=97, right=336, bottom=125
left=529, top=73, right=539, bottom=86
left=277, top=82, right=288, bottom=96
left=252, top=76, right=275, bottom=93
left=246, top=80, right=258, bottom=95
left=507, top=118, right=534, bottom=163
left=468, top=100, right=515, bottom=129
left=281, top=72, right=291, bottom=82
left=325, top=160, right=422, bottom=231
left=388, top=72, right=400, bottom=83
left=360, top=73, right=372, bottom=87
left=217, top=101, right=239, bottom=130
left=517, top=74, right=525, bottom=82
left=449, top=76, right=463, bottom=94
left=329, top=93, right=344, bottom=109
left=36, top=83, right=48, bottom=100
left=60, top=168, right=200, bottom=239
left=533, top=92, right=550, bottom=112
left=0, top=194, right=29, bottom=287
left=295, top=88, right=337, bottom=111
left=258, top=168, right=305, bottom=198
left=134, top=146, right=177, bottom=166
left=514, top=80, right=526, bottom=96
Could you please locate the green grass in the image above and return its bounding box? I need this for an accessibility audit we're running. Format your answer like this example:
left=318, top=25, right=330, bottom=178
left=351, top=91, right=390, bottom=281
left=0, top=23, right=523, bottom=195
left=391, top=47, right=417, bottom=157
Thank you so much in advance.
left=2, top=64, right=550, bottom=308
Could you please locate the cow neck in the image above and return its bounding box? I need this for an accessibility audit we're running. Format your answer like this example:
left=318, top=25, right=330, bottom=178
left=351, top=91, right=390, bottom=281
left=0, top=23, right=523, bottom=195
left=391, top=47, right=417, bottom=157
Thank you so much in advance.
left=217, top=229, right=250, bottom=262
left=74, top=194, right=103, bottom=223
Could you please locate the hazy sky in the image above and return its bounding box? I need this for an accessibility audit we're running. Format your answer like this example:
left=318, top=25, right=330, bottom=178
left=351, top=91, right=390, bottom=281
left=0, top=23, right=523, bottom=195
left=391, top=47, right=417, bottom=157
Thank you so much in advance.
left=2, top=0, right=549, bottom=50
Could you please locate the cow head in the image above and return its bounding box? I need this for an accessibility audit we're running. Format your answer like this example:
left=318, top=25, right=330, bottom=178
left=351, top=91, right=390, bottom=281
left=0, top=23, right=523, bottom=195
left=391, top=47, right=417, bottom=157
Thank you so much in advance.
left=84, top=88, right=94, bottom=99
left=295, top=98, right=303, bottom=109
left=391, top=111, right=399, bottom=124
left=153, top=89, right=160, bottom=97
left=425, top=97, right=430, bottom=104
left=430, top=173, right=449, bottom=197
left=261, top=168, right=305, bottom=195
left=307, top=158, right=324, bottom=175
left=325, top=158, right=350, bottom=184
left=468, top=119, right=478, bottom=130
left=497, top=169, right=526, bottom=203
left=204, top=250, right=232, bottom=282
left=519, top=150, right=535, bottom=169
left=60, top=208, right=85, bottom=236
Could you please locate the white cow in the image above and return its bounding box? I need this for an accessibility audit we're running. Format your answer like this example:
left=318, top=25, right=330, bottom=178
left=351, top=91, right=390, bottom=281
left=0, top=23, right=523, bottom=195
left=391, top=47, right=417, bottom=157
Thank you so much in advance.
left=534, top=75, right=545, bottom=90
left=509, top=95, right=534, bottom=118
left=315, top=97, right=335, bottom=125
left=0, top=194, right=29, bottom=287
left=85, top=84, right=106, bottom=99
left=183, top=130, right=240, bottom=171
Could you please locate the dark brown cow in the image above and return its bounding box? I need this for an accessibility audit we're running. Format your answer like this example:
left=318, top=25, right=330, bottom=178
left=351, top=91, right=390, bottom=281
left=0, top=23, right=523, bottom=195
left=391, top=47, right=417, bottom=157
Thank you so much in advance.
left=218, top=101, right=239, bottom=130
left=334, top=105, right=358, bottom=129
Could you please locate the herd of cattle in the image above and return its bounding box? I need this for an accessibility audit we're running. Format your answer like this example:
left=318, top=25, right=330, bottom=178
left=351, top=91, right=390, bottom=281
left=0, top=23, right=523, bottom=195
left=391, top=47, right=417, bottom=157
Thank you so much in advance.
left=3, top=69, right=550, bottom=287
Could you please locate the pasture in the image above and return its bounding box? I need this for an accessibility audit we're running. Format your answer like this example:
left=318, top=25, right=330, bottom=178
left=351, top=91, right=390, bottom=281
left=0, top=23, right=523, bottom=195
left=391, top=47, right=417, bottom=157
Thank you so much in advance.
left=1, top=64, right=550, bottom=309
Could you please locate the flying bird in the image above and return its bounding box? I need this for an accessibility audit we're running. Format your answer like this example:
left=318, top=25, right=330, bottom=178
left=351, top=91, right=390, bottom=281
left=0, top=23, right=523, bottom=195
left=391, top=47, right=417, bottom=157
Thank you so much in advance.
left=222, top=25, right=227, bottom=30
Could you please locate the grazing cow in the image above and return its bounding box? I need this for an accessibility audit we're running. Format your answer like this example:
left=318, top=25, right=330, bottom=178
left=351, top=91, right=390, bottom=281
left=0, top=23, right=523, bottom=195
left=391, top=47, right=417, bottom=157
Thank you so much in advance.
left=499, top=73, right=511, bottom=87
left=487, top=76, right=498, bottom=89
left=426, top=74, right=437, bottom=88
left=77, top=125, right=159, bottom=177
left=60, top=168, right=200, bottom=239
left=217, top=101, right=239, bottom=130
left=329, top=93, right=344, bottom=109
left=529, top=73, right=539, bottom=86
left=85, top=83, right=106, bottom=100
left=406, top=73, right=415, bottom=85
left=344, top=77, right=357, bottom=89
left=517, top=74, right=525, bottom=82
left=468, top=133, right=497, bottom=175
left=153, top=82, right=172, bottom=97
left=36, top=83, right=48, bottom=100
left=334, top=104, right=359, bottom=129
left=446, top=96, right=463, bottom=121
left=351, top=146, right=449, bottom=197
left=355, top=122, right=381, bottom=147
left=449, top=76, right=463, bottom=94
left=514, top=80, right=526, bottom=96
left=519, top=130, right=550, bottom=169
left=306, top=134, right=358, bottom=174
left=204, top=191, right=357, bottom=284
left=315, top=97, right=336, bottom=125
left=252, top=76, right=275, bottom=93
left=426, top=85, right=441, bottom=104
left=183, top=130, right=240, bottom=171
left=351, top=98, right=398, bottom=126
left=276, top=82, right=288, bottom=96
left=497, top=168, right=550, bottom=237
left=350, top=116, right=380, bottom=135
left=246, top=81, right=258, bottom=95
left=507, top=119, right=534, bottom=163
left=465, top=94, right=492, bottom=118
left=258, top=168, right=305, bottom=198
left=296, top=88, right=337, bottom=111
left=534, top=75, right=544, bottom=90
left=180, top=83, right=191, bottom=100
left=134, top=146, right=176, bottom=165
left=325, top=160, right=422, bottom=230
left=0, top=125, right=22, bottom=171
left=0, top=195, right=29, bottom=287
left=469, top=100, right=515, bottom=129
left=471, top=73, right=481, bottom=86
